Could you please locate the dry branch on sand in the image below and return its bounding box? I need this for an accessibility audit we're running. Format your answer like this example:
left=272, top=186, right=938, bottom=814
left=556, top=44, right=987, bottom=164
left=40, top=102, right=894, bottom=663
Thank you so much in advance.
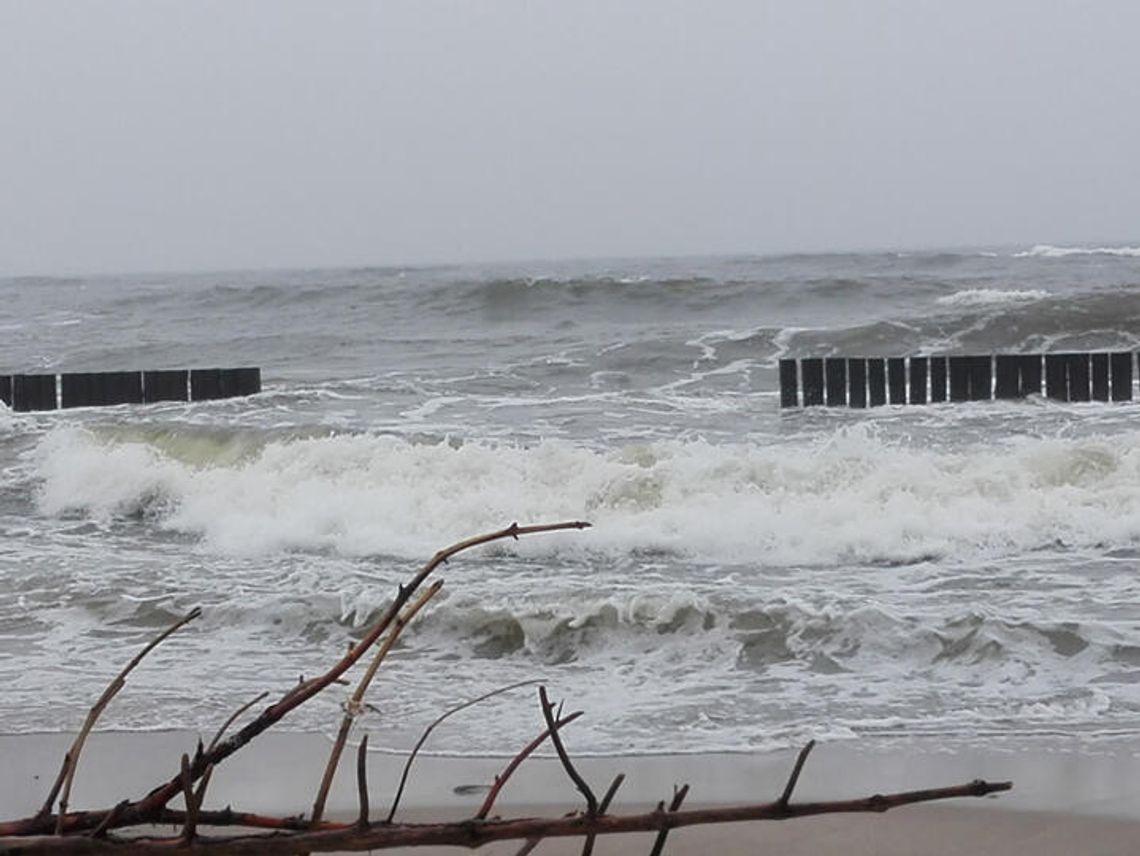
left=0, top=521, right=1011, bottom=855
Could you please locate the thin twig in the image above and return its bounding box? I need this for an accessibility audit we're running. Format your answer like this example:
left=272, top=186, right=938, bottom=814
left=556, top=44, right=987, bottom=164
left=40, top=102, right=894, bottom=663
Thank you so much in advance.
left=538, top=687, right=597, bottom=815
left=475, top=711, right=584, bottom=820
left=387, top=680, right=541, bottom=823
left=513, top=839, right=541, bottom=856
left=355, top=736, right=370, bottom=830
left=44, top=607, right=202, bottom=831
left=648, top=784, right=689, bottom=856
left=581, top=773, right=625, bottom=856
left=777, top=740, right=815, bottom=808
left=310, top=581, right=443, bottom=827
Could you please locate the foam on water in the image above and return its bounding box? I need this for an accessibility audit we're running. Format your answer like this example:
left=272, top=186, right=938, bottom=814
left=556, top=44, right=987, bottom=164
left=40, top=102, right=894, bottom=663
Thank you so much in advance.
left=30, top=422, right=1140, bottom=566
left=935, top=288, right=1050, bottom=306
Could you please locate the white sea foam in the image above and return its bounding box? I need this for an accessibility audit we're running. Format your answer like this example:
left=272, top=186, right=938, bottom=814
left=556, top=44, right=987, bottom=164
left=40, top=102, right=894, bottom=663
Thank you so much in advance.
left=1014, top=244, right=1140, bottom=258
left=32, top=424, right=1140, bottom=565
left=935, top=288, right=1049, bottom=307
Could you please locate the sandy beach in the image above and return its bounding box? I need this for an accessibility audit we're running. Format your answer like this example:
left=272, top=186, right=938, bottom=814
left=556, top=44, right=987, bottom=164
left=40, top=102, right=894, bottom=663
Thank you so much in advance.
left=5, top=731, right=1140, bottom=854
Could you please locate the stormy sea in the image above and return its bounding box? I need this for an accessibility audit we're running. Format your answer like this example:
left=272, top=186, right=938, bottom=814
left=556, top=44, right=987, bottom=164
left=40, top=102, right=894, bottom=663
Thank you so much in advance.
left=2, top=244, right=1140, bottom=757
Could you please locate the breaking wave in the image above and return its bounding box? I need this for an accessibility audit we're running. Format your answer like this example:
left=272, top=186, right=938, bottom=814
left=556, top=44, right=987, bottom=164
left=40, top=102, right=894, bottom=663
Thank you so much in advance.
left=31, top=423, right=1140, bottom=565
left=935, top=288, right=1050, bottom=307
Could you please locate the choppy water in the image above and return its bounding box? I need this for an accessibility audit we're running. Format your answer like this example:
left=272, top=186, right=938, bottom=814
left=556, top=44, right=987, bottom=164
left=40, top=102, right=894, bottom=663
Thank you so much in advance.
left=3, top=244, right=1140, bottom=756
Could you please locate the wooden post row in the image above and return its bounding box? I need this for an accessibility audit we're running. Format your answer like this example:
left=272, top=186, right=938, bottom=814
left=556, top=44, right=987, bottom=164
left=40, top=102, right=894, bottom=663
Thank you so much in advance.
left=779, top=353, right=1134, bottom=407
left=0, top=368, right=261, bottom=412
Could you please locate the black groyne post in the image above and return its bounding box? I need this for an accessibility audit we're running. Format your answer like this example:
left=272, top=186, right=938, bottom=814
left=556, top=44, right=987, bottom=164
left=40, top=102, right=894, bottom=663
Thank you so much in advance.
left=190, top=367, right=261, bottom=401
left=929, top=357, right=948, bottom=403
left=779, top=352, right=1134, bottom=408
left=779, top=360, right=798, bottom=408
left=61, top=372, right=144, bottom=408
left=867, top=358, right=887, bottom=407
left=825, top=358, right=847, bottom=407
left=908, top=357, right=928, bottom=405
left=887, top=358, right=906, bottom=404
left=1110, top=352, right=1133, bottom=401
left=143, top=370, right=190, bottom=403
left=848, top=358, right=867, bottom=408
left=0, top=368, right=261, bottom=412
left=801, top=359, right=824, bottom=406
left=1091, top=353, right=1110, bottom=402
left=12, top=375, right=57, bottom=411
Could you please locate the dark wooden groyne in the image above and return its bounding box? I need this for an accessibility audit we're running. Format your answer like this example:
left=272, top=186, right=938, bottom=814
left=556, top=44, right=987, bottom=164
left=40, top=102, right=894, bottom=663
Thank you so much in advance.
left=0, top=368, right=261, bottom=412
left=779, top=353, right=1134, bottom=407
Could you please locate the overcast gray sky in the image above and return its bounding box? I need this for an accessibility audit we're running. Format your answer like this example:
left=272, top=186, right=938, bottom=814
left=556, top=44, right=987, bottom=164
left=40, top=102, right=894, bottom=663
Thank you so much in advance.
left=1, top=1, right=1138, bottom=275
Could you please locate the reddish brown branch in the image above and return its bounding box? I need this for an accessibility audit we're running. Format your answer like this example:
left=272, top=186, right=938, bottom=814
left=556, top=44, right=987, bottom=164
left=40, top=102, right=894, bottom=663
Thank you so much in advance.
left=387, top=680, right=540, bottom=823
left=0, top=779, right=1013, bottom=856
left=354, top=736, right=370, bottom=830
left=538, top=687, right=597, bottom=815
left=648, top=784, right=689, bottom=856
left=39, top=608, right=202, bottom=828
left=581, top=773, right=625, bottom=856
left=778, top=740, right=815, bottom=807
left=310, top=581, right=443, bottom=827
left=208, top=692, right=269, bottom=754
left=475, top=711, right=584, bottom=820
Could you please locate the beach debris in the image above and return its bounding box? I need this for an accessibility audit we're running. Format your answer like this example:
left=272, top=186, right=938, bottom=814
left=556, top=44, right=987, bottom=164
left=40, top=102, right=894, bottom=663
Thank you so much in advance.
left=0, top=520, right=1012, bottom=855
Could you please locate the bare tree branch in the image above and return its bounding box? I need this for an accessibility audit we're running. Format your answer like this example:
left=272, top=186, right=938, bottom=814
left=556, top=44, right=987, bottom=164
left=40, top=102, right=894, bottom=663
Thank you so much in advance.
left=475, top=711, right=584, bottom=821
left=310, top=580, right=443, bottom=827
left=39, top=608, right=201, bottom=828
left=648, top=784, right=689, bottom=856
left=387, top=680, right=541, bottom=823
left=538, top=687, right=597, bottom=816
left=581, top=773, right=625, bottom=856
left=354, top=736, right=370, bottom=831
left=778, top=740, right=815, bottom=808
left=0, top=779, right=1013, bottom=856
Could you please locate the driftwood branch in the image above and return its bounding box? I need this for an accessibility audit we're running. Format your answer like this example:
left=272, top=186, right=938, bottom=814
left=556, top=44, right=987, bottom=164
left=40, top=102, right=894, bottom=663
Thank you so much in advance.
left=310, top=580, right=443, bottom=826
left=0, top=779, right=1012, bottom=855
left=387, top=680, right=540, bottom=823
left=778, top=739, right=815, bottom=807
left=354, top=736, right=370, bottom=830
left=38, top=608, right=201, bottom=829
left=475, top=710, right=585, bottom=820
left=538, top=687, right=597, bottom=815
left=580, top=773, right=625, bottom=856
left=648, top=784, right=690, bottom=856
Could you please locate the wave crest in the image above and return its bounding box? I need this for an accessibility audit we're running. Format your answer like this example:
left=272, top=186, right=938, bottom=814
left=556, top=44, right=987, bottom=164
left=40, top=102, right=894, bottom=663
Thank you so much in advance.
left=28, top=423, right=1140, bottom=566
left=1014, top=244, right=1140, bottom=258
left=935, top=288, right=1049, bottom=307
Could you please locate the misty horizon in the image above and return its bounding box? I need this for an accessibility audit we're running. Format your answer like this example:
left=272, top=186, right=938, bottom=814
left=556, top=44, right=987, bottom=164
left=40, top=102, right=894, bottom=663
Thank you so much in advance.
left=3, top=2, right=1138, bottom=278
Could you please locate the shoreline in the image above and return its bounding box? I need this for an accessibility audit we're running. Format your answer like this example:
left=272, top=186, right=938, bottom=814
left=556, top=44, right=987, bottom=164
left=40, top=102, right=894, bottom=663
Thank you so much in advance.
left=5, top=731, right=1140, bottom=854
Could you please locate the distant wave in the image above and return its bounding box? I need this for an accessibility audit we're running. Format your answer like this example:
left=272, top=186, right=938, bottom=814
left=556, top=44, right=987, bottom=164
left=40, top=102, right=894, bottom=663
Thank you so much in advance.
left=1014, top=244, right=1140, bottom=258
left=935, top=288, right=1050, bottom=307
